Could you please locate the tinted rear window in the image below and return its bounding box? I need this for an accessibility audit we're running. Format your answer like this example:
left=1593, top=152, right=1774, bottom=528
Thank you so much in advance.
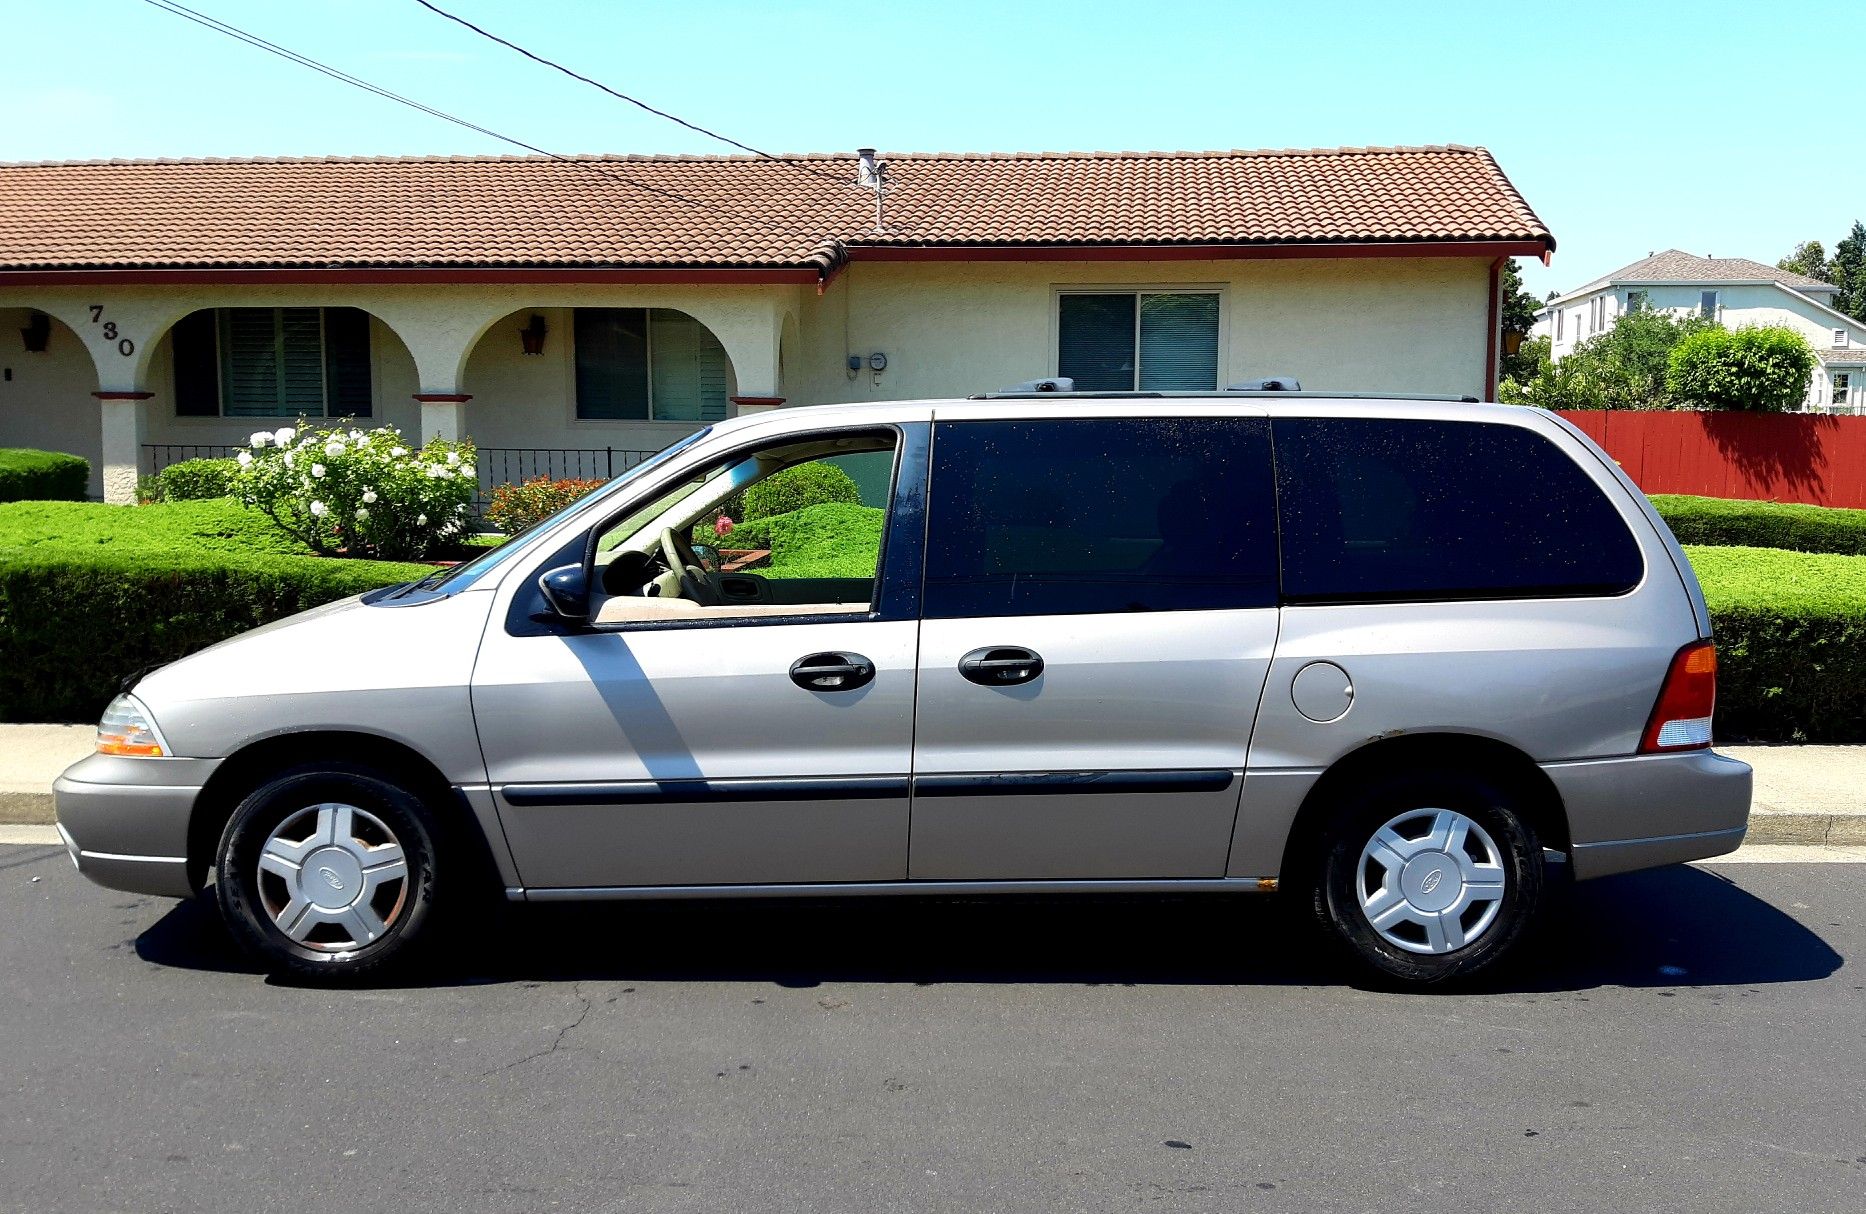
left=1273, top=418, right=1643, bottom=603
left=924, top=417, right=1278, bottom=618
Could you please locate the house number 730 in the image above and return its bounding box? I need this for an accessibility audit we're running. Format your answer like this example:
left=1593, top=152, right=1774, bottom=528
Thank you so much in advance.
left=87, top=304, right=135, bottom=357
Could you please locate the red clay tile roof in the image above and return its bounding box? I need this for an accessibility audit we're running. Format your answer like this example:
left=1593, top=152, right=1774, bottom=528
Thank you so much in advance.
left=0, top=145, right=1552, bottom=272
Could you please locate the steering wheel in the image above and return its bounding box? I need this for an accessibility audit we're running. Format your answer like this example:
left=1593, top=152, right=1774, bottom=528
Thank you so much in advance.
left=659, top=527, right=720, bottom=606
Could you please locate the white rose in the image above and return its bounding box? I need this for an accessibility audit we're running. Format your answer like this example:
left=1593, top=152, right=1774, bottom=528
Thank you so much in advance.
left=282, top=451, right=295, bottom=469
left=390, top=446, right=408, bottom=458
left=447, top=451, right=460, bottom=465
left=416, top=513, right=428, bottom=526
left=310, top=463, right=326, bottom=479
left=459, top=464, right=475, bottom=478
left=355, top=507, right=369, bottom=520
left=273, top=427, right=295, bottom=446
left=361, top=489, right=377, bottom=504
left=324, top=440, right=345, bottom=458
left=236, top=450, right=253, bottom=467
left=309, top=500, right=327, bottom=517
left=249, top=431, right=271, bottom=449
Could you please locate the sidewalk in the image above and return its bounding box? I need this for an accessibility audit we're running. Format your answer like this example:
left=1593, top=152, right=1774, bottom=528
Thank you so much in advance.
left=0, top=724, right=1860, bottom=842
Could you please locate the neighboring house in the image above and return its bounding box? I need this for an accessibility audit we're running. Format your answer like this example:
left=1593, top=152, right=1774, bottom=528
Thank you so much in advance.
left=1531, top=249, right=1865, bottom=412
left=0, top=144, right=1554, bottom=502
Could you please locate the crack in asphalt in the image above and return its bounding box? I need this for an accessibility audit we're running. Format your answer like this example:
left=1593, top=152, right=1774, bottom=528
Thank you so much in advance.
left=481, top=981, right=598, bottom=1077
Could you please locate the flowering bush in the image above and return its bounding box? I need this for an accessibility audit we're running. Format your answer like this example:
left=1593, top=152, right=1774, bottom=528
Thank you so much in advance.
left=484, top=475, right=606, bottom=536
left=234, top=420, right=476, bottom=560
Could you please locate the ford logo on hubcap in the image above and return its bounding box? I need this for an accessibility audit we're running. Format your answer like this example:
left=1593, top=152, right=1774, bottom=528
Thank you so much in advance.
left=318, top=866, right=346, bottom=892
left=1420, top=869, right=1444, bottom=895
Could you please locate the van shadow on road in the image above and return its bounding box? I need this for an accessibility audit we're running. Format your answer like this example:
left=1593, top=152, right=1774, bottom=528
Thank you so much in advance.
left=135, top=863, right=1842, bottom=994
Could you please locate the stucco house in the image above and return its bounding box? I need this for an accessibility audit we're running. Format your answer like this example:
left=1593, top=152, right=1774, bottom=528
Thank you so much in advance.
left=1532, top=249, right=1865, bottom=412
left=0, top=144, right=1554, bottom=502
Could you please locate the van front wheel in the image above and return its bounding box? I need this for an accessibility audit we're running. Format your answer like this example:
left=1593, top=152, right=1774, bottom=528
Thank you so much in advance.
left=1311, top=774, right=1542, bottom=988
left=215, top=763, right=441, bottom=982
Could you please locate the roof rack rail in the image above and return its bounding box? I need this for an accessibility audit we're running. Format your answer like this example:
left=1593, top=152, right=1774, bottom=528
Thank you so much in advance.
left=968, top=389, right=1486, bottom=403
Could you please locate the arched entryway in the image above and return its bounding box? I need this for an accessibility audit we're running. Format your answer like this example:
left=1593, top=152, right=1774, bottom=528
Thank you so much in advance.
left=458, top=304, right=740, bottom=497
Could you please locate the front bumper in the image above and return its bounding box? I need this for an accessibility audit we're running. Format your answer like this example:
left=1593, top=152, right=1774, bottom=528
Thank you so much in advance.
left=53, top=752, right=220, bottom=898
left=1544, top=749, right=1753, bottom=880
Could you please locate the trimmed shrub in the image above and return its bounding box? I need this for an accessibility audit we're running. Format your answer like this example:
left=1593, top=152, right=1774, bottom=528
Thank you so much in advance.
left=145, top=457, right=240, bottom=503
left=1687, top=544, right=1866, bottom=742
left=234, top=421, right=476, bottom=560
left=0, top=449, right=89, bottom=503
left=720, top=501, right=884, bottom=579
left=739, top=462, right=860, bottom=521
left=0, top=499, right=429, bottom=722
left=1654, top=494, right=1866, bottom=556
left=486, top=475, right=606, bottom=536
left=1665, top=325, right=1819, bottom=412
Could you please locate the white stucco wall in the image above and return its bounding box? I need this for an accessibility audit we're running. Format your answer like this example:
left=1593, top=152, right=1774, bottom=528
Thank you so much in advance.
left=0, top=258, right=1495, bottom=499
left=787, top=257, right=1493, bottom=404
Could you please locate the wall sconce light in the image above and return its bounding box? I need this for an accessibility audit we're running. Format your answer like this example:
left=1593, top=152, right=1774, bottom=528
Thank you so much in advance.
left=20, top=311, right=50, bottom=354
left=519, top=314, right=547, bottom=356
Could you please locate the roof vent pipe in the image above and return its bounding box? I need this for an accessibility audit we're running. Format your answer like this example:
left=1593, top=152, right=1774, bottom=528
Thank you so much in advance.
left=856, top=148, right=888, bottom=234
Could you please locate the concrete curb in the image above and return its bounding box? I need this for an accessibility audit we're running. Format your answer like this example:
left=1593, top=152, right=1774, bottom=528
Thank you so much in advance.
left=0, top=791, right=56, bottom=826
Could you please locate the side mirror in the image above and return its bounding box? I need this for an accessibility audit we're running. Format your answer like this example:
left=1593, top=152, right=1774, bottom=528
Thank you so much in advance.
left=538, top=563, right=591, bottom=621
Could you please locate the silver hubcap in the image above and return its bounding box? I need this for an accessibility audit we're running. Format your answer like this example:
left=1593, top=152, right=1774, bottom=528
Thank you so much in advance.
left=1356, top=808, right=1506, bottom=955
left=256, top=803, right=409, bottom=953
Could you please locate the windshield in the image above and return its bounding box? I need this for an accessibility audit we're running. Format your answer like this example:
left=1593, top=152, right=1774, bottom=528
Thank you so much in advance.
left=407, top=427, right=714, bottom=595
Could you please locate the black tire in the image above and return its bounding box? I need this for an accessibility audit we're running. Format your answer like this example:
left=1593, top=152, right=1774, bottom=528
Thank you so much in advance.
left=1308, top=771, right=1543, bottom=989
left=215, top=762, right=442, bottom=983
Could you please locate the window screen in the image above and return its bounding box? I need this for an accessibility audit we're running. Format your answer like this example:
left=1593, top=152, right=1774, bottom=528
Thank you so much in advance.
left=923, top=417, right=1277, bottom=618
left=1274, top=418, right=1643, bottom=603
left=575, top=308, right=732, bottom=422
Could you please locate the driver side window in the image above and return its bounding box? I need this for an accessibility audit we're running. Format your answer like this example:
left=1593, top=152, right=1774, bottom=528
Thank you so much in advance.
left=589, top=430, right=899, bottom=624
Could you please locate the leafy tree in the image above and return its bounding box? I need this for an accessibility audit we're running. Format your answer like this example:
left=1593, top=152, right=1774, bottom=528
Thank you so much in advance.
left=1496, top=260, right=1546, bottom=384
left=1665, top=325, right=1818, bottom=412
left=1501, top=309, right=1718, bottom=410
left=1499, top=334, right=1549, bottom=396
left=1832, top=221, right=1866, bottom=323
left=1777, top=240, right=1831, bottom=283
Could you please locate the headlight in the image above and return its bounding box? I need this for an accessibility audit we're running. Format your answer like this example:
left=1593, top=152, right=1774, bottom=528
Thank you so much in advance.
left=96, top=694, right=169, bottom=757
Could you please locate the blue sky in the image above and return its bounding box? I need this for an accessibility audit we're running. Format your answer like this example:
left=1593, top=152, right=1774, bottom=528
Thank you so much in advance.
left=6, top=0, right=1859, bottom=298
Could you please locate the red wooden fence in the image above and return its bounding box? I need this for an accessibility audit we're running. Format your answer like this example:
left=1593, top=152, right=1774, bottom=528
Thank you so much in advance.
left=1556, top=410, right=1866, bottom=508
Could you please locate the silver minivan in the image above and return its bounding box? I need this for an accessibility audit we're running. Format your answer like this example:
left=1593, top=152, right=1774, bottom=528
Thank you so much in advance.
left=55, top=393, right=1752, bottom=987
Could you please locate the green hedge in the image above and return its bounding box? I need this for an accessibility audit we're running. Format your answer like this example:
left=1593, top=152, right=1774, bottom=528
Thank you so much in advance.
left=0, top=449, right=89, bottom=503
left=1655, top=494, right=1866, bottom=556
left=720, top=501, right=884, bottom=579
left=140, top=457, right=240, bottom=503
left=740, top=462, right=860, bottom=521
left=0, top=500, right=429, bottom=722
left=1687, top=544, right=1866, bottom=742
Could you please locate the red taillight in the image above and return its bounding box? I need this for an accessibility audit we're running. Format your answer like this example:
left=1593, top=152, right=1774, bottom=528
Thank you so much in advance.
left=1639, top=641, right=1717, bottom=753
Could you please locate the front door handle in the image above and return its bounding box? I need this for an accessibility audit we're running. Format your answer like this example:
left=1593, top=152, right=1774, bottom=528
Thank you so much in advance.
left=958, top=646, right=1045, bottom=687
left=790, top=652, right=875, bottom=692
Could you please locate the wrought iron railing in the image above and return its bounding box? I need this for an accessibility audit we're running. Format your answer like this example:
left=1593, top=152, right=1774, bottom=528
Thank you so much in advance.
left=142, top=443, right=661, bottom=519
left=142, top=443, right=239, bottom=476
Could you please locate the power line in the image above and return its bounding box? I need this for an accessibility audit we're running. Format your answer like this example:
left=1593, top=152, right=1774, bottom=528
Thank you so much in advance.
left=408, top=0, right=848, bottom=187
left=136, top=0, right=812, bottom=239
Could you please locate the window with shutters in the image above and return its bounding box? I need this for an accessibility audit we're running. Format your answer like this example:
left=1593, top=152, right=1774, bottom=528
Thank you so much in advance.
left=170, top=307, right=373, bottom=418
left=573, top=308, right=731, bottom=423
left=1055, top=290, right=1221, bottom=391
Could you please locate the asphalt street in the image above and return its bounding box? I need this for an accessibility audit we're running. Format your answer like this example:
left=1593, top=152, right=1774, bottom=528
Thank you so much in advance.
left=2, top=844, right=1862, bottom=1213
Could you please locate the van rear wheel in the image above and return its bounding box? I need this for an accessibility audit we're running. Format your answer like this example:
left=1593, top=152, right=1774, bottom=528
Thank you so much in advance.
left=1310, top=773, right=1542, bottom=988
left=215, top=763, right=441, bottom=982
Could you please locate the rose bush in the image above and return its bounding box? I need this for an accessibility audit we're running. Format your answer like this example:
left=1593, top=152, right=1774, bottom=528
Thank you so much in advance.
left=234, top=420, right=476, bottom=560
left=484, top=475, right=606, bottom=536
